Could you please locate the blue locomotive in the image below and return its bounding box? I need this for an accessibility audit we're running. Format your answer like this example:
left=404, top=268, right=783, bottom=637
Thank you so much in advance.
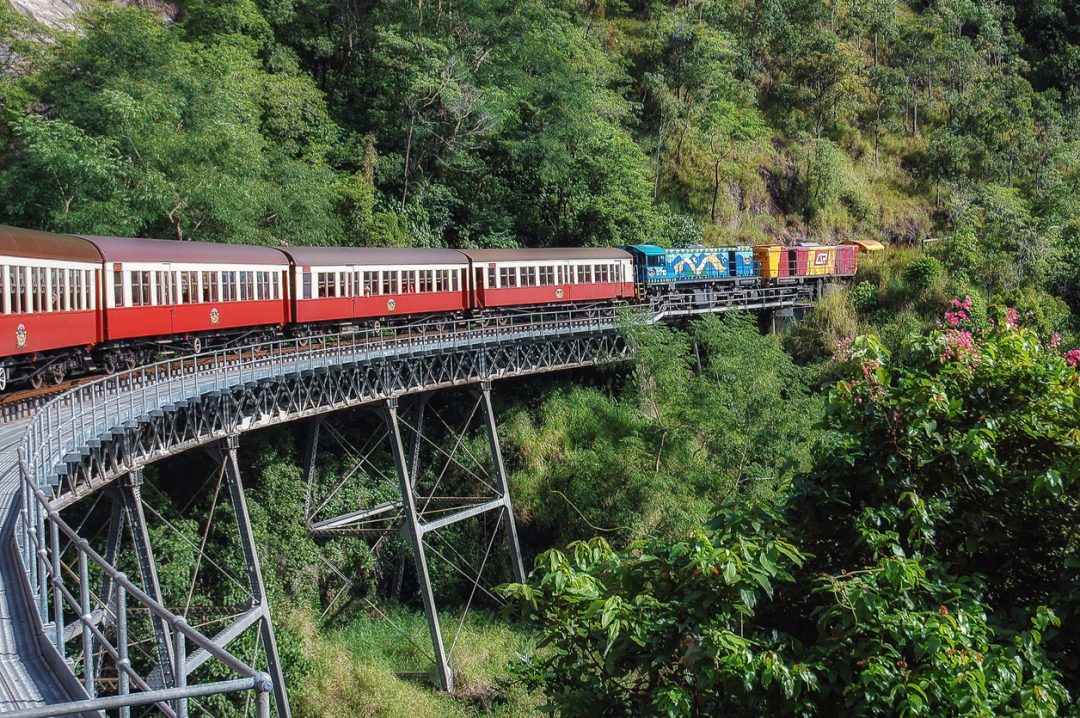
left=624, top=245, right=757, bottom=292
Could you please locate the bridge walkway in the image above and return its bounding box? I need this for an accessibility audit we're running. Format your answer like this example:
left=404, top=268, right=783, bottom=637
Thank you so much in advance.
left=0, top=420, right=87, bottom=714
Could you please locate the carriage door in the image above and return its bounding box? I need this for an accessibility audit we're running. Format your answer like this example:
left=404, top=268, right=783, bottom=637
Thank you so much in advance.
left=161, top=263, right=176, bottom=334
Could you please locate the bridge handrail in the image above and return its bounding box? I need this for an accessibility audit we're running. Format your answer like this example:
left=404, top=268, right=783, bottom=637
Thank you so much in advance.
left=13, top=451, right=274, bottom=717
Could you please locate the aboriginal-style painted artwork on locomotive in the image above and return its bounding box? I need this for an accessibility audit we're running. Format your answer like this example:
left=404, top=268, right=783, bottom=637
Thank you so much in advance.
left=625, top=245, right=757, bottom=286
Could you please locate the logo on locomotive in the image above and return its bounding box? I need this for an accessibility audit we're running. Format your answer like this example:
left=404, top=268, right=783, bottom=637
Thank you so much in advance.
left=555, top=287, right=564, bottom=299
left=209, top=307, right=220, bottom=325
left=15, top=324, right=26, bottom=349
left=814, top=251, right=831, bottom=266
left=386, top=298, right=397, bottom=311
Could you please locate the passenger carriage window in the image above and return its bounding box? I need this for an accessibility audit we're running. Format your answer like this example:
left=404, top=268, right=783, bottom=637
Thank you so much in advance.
left=362, top=271, right=375, bottom=296
left=30, top=267, right=44, bottom=312
left=302, top=271, right=312, bottom=300
left=205, top=272, right=219, bottom=303
left=403, top=271, right=416, bottom=293
left=420, top=270, right=432, bottom=293
left=7, top=266, right=23, bottom=314
left=156, top=271, right=174, bottom=305
left=131, top=271, right=151, bottom=306
left=15, top=267, right=24, bottom=313
left=49, top=269, right=61, bottom=311
left=258, top=272, right=270, bottom=301
left=222, top=272, right=237, bottom=302
left=113, top=271, right=123, bottom=308
left=539, top=266, right=554, bottom=285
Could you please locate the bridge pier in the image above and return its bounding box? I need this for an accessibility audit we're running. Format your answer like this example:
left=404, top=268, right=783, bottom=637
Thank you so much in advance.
left=118, top=469, right=176, bottom=691
left=204, top=435, right=291, bottom=718
left=384, top=397, right=455, bottom=692
left=305, top=384, right=526, bottom=693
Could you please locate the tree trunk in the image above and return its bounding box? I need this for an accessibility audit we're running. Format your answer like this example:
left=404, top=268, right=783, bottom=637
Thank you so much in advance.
left=400, top=113, right=415, bottom=211
left=711, top=157, right=721, bottom=224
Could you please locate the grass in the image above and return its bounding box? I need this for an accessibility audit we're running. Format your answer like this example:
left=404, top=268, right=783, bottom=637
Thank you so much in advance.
left=285, top=604, right=542, bottom=718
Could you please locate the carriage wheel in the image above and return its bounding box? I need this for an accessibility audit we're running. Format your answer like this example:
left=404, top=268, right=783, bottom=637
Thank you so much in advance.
left=28, top=371, right=44, bottom=390
left=47, top=363, right=65, bottom=385
left=123, top=354, right=138, bottom=371
left=100, top=354, right=119, bottom=374
left=191, top=336, right=203, bottom=354
left=0, top=366, right=8, bottom=392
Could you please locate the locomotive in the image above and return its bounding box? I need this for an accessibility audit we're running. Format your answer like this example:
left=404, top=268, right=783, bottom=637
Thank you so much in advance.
left=0, top=225, right=868, bottom=391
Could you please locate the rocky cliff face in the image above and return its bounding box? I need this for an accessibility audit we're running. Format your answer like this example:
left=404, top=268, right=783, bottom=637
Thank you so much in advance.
left=8, top=0, right=79, bottom=28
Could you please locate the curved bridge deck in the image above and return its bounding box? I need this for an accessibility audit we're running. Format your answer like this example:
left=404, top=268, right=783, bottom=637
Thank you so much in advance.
left=0, top=287, right=814, bottom=715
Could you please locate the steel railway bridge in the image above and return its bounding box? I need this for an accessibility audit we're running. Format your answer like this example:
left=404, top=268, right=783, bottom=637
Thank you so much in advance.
left=0, top=286, right=813, bottom=717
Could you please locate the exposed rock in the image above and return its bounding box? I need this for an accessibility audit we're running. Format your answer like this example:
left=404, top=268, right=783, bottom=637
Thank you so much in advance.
left=5, top=0, right=178, bottom=31
left=7, top=0, right=79, bottom=29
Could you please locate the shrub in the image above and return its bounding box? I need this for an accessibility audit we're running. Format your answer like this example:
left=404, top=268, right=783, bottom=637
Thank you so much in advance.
left=901, top=254, right=943, bottom=291
left=849, top=280, right=879, bottom=312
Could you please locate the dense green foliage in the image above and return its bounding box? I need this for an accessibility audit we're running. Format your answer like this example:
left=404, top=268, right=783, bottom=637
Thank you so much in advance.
left=502, top=310, right=1080, bottom=716
left=505, top=314, right=817, bottom=543
left=2, top=0, right=1078, bottom=265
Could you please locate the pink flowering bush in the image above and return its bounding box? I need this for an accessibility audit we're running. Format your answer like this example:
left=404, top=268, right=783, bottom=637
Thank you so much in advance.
left=806, top=303, right=1080, bottom=705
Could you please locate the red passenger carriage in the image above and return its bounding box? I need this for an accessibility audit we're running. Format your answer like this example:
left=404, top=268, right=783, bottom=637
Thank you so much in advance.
left=460, top=249, right=634, bottom=310
left=278, top=247, right=470, bottom=326
left=0, top=226, right=103, bottom=388
left=82, top=235, right=291, bottom=366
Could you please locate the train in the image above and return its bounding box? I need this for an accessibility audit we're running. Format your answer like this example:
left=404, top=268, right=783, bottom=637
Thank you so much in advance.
left=0, top=225, right=877, bottom=391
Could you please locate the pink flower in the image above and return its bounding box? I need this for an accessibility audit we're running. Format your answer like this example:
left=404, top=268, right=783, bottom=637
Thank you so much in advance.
left=1004, top=307, right=1019, bottom=328
left=941, top=330, right=979, bottom=364
left=1050, top=333, right=1062, bottom=349
left=1065, top=349, right=1080, bottom=368
left=943, top=297, right=972, bottom=328
left=834, top=337, right=853, bottom=359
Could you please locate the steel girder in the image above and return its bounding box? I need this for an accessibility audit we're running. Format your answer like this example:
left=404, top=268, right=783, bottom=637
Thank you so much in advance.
left=49, top=330, right=628, bottom=510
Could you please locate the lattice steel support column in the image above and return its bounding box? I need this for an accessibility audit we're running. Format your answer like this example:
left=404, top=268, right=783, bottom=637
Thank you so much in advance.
left=214, top=434, right=292, bottom=718
left=479, top=382, right=526, bottom=584
left=384, top=398, right=454, bottom=692
left=119, top=468, right=175, bottom=689
left=301, top=417, right=322, bottom=526
left=96, top=491, right=126, bottom=683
